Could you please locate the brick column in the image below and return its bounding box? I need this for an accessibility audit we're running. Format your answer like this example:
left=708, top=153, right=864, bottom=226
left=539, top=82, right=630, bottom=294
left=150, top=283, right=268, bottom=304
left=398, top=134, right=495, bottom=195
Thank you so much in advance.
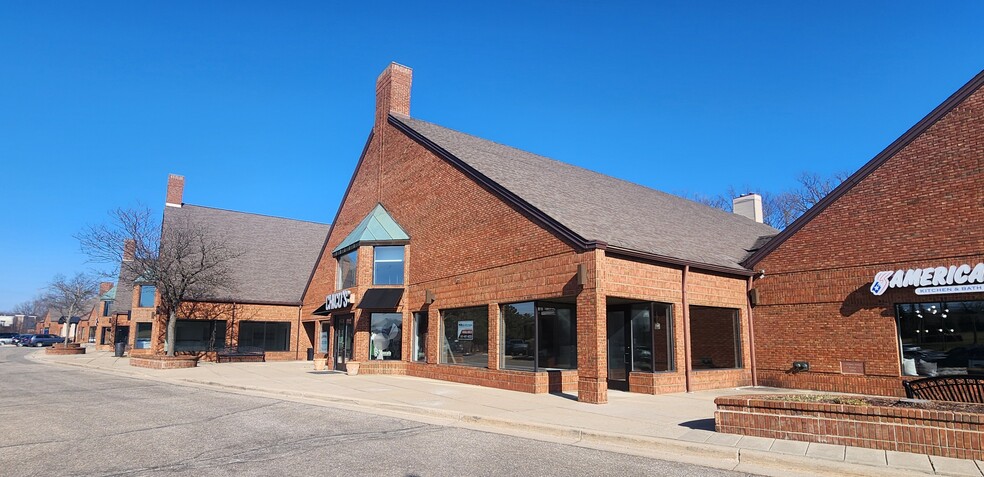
left=487, top=303, right=499, bottom=370
left=427, top=307, right=441, bottom=364
left=576, top=250, right=607, bottom=404
left=352, top=310, right=370, bottom=362
left=402, top=309, right=412, bottom=362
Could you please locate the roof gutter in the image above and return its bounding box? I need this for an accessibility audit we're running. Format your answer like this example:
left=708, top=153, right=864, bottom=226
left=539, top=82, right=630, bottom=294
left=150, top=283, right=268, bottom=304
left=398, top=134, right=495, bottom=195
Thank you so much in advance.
left=605, top=246, right=757, bottom=277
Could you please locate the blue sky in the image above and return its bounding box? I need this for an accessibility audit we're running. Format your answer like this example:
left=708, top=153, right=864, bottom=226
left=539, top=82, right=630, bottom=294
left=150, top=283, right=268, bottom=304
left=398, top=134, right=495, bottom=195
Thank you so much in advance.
left=1, top=1, right=981, bottom=310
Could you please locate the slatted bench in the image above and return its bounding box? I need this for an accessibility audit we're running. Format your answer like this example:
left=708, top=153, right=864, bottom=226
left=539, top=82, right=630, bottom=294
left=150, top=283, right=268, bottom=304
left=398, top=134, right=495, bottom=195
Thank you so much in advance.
left=215, top=346, right=266, bottom=363
left=903, top=375, right=984, bottom=402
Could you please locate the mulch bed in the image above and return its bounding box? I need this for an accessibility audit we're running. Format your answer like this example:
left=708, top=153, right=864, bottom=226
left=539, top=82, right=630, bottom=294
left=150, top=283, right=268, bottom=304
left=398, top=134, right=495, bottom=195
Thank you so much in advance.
left=761, top=393, right=984, bottom=414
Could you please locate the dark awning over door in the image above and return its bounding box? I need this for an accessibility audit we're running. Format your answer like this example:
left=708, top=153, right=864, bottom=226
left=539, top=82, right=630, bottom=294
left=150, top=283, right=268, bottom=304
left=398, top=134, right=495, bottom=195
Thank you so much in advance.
left=357, top=289, right=404, bottom=309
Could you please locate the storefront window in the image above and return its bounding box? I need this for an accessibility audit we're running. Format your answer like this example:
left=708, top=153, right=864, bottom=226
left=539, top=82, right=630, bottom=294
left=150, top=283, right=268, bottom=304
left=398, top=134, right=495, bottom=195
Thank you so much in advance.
left=319, top=321, right=330, bottom=355
left=139, top=286, right=156, bottom=308
left=135, top=323, right=152, bottom=349
left=369, top=313, right=402, bottom=360
left=373, top=246, right=405, bottom=285
left=689, top=306, right=741, bottom=370
left=239, top=321, right=290, bottom=352
left=629, top=303, right=674, bottom=372
left=337, top=250, right=357, bottom=289
left=502, top=302, right=535, bottom=371
left=501, top=301, right=577, bottom=371
left=174, top=320, right=226, bottom=352
left=441, top=306, right=488, bottom=367
left=898, top=300, right=984, bottom=377
left=413, top=312, right=427, bottom=362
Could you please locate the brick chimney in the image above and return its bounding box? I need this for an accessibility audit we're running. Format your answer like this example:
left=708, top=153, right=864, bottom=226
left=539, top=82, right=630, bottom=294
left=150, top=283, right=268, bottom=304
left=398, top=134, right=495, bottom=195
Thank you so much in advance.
left=165, top=174, right=184, bottom=208
left=375, top=63, right=413, bottom=129
left=732, top=193, right=764, bottom=223
left=99, top=282, right=113, bottom=295
left=123, top=239, right=136, bottom=262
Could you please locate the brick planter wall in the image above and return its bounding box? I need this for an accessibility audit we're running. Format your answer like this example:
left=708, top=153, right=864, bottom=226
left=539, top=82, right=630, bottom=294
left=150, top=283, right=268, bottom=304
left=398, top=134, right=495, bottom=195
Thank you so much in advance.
left=46, top=344, right=86, bottom=355
left=715, top=395, right=984, bottom=460
left=129, top=356, right=199, bottom=370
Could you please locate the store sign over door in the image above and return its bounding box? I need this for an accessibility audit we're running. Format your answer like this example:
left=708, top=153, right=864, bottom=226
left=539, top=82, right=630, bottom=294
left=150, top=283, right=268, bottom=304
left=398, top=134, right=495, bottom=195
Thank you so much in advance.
left=326, top=290, right=354, bottom=310
left=870, top=263, right=984, bottom=296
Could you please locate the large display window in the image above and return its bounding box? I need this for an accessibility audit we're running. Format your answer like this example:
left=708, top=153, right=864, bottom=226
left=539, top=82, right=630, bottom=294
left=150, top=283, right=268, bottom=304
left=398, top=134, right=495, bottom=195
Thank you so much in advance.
left=369, top=312, right=403, bottom=360
left=441, top=306, right=488, bottom=367
left=500, top=301, right=576, bottom=371
left=239, top=321, right=291, bottom=352
left=898, top=300, right=984, bottom=376
left=174, top=320, right=226, bottom=352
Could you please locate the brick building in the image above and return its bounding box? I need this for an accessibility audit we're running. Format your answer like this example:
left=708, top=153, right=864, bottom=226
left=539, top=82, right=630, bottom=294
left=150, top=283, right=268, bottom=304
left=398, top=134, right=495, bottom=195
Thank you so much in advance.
left=746, top=70, right=984, bottom=396
left=132, top=175, right=330, bottom=360
left=301, top=63, right=777, bottom=404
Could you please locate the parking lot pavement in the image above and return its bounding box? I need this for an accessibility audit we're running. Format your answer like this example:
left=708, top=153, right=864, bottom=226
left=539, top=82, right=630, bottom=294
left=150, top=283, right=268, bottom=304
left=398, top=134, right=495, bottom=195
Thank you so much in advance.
left=2, top=346, right=760, bottom=477
left=21, top=346, right=984, bottom=476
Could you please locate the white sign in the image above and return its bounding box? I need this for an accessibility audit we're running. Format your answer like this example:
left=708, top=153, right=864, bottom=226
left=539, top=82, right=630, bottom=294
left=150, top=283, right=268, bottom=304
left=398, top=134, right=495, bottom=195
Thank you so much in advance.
left=325, top=290, right=353, bottom=311
left=457, top=321, right=474, bottom=341
left=870, top=263, right=984, bottom=296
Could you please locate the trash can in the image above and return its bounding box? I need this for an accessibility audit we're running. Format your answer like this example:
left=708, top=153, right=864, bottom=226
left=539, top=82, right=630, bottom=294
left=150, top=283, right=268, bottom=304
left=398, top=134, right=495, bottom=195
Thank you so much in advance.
left=114, top=342, right=126, bottom=357
left=306, top=347, right=314, bottom=361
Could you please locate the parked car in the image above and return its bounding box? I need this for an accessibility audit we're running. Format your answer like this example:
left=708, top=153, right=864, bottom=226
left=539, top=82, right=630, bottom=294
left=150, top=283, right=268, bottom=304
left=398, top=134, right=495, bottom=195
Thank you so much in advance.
left=0, top=332, right=17, bottom=345
left=13, top=334, right=34, bottom=346
left=26, top=334, right=63, bottom=347
left=505, top=339, right=530, bottom=357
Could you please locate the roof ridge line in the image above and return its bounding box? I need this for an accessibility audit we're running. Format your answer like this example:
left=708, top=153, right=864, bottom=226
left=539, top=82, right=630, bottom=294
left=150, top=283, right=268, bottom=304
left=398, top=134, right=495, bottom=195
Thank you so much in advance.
left=180, top=203, right=329, bottom=226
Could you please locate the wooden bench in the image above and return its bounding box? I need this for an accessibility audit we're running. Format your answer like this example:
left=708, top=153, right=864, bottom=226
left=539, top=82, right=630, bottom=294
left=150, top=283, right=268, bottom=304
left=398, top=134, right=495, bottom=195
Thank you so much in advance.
left=903, top=375, right=984, bottom=402
left=215, top=346, right=266, bottom=363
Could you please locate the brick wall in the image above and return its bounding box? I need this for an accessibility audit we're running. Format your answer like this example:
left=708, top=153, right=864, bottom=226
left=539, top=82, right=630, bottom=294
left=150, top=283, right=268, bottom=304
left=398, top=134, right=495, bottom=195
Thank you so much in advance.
left=752, top=78, right=984, bottom=395
left=716, top=394, right=984, bottom=460
left=148, top=301, right=303, bottom=361
left=299, top=65, right=755, bottom=401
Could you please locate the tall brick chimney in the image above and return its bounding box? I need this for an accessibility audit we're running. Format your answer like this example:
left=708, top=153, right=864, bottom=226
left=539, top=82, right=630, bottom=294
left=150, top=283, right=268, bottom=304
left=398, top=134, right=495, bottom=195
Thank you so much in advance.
left=375, top=63, right=413, bottom=129
left=98, top=282, right=113, bottom=295
left=123, top=239, right=136, bottom=262
left=165, top=174, right=184, bottom=208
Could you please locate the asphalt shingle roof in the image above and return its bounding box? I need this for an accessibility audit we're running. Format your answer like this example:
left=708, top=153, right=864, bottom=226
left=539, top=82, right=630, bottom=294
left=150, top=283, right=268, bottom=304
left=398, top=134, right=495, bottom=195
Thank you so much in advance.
left=162, top=205, right=329, bottom=304
left=392, top=114, right=777, bottom=272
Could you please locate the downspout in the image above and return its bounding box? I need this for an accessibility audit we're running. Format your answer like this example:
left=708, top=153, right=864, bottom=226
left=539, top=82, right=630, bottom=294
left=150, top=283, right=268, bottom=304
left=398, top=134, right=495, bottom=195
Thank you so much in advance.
left=747, top=276, right=758, bottom=387
left=682, top=265, right=693, bottom=393
left=295, top=306, right=302, bottom=360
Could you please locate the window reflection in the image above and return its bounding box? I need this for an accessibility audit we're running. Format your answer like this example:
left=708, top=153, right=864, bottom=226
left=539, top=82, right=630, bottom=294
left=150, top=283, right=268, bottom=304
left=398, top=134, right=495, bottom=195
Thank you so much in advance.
left=898, top=301, right=984, bottom=376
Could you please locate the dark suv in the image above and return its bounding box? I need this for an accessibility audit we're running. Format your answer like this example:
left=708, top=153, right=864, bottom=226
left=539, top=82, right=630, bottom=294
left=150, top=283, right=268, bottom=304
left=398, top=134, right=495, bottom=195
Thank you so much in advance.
left=26, top=334, right=64, bottom=347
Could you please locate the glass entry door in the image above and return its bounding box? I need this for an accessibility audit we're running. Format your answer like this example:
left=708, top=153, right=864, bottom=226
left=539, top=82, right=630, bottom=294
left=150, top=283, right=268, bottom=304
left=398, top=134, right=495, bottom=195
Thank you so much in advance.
left=606, top=310, right=629, bottom=391
left=333, top=315, right=354, bottom=372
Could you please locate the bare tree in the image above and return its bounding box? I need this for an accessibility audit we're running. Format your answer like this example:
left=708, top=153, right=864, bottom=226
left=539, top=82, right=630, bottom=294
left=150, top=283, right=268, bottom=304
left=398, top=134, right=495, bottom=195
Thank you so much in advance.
left=687, top=186, right=786, bottom=229
left=684, top=171, right=848, bottom=230
left=44, top=273, right=100, bottom=346
left=77, top=207, right=243, bottom=356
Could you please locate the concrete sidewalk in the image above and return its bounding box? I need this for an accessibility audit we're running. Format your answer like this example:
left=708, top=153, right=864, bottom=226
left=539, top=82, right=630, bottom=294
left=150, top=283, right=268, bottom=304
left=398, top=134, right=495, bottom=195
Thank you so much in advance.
left=30, top=349, right=983, bottom=477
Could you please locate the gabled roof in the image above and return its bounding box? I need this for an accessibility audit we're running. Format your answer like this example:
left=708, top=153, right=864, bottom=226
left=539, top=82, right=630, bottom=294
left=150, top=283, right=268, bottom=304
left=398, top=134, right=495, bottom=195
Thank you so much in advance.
left=332, top=204, right=409, bottom=256
left=743, top=69, right=984, bottom=267
left=162, top=205, right=330, bottom=305
left=390, top=114, right=777, bottom=273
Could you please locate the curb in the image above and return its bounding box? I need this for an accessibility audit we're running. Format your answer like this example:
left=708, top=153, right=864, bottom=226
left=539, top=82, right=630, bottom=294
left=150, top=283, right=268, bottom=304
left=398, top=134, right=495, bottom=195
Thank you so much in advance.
left=30, top=353, right=950, bottom=477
